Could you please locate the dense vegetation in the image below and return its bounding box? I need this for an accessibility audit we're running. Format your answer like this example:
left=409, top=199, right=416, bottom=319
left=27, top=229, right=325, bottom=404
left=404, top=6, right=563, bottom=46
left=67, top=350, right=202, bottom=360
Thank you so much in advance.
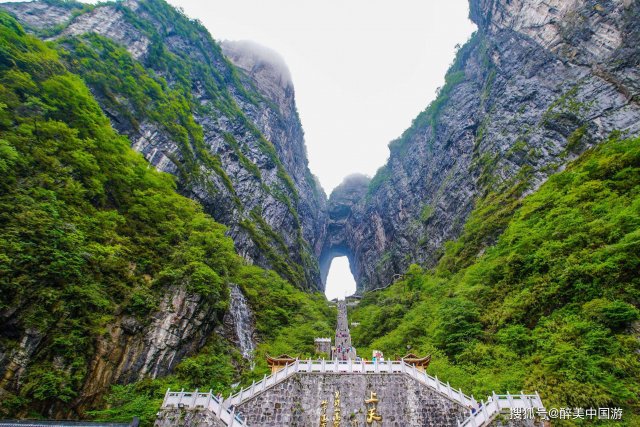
left=352, top=135, right=640, bottom=425
left=47, top=0, right=318, bottom=289
left=0, top=12, right=333, bottom=423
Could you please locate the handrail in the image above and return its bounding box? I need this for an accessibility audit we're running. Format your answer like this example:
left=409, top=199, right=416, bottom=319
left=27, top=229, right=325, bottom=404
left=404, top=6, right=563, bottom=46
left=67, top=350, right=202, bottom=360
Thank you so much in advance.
left=161, top=389, right=247, bottom=427
left=222, top=359, right=478, bottom=408
left=162, top=362, right=544, bottom=427
left=457, top=391, right=545, bottom=427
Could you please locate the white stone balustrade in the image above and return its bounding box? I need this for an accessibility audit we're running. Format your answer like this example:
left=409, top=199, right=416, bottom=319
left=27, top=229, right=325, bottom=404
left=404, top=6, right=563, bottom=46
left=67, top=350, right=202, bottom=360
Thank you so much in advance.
left=162, top=360, right=545, bottom=427
left=222, top=359, right=479, bottom=408
left=161, top=389, right=246, bottom=427
left=457, top=391, right=545, bottom=427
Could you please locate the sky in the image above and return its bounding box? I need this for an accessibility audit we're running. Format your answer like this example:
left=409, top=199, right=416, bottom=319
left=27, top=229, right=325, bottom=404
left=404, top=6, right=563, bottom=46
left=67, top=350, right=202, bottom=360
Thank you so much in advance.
left=166, top=0, right=476, bottom=192
left=325, top=257, right=355, bottom=301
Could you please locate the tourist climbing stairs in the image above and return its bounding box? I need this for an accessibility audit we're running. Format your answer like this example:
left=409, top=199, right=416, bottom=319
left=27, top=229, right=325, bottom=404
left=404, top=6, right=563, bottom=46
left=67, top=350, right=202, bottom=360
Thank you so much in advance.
left=333, top=300, right=356, bottom=360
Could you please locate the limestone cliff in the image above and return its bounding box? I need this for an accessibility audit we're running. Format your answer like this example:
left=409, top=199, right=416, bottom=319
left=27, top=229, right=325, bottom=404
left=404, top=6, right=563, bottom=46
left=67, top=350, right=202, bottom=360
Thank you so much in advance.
left=1, top=0, right=326, bottom=291
left=324, top=0, right=640, bottom=291
left=0, top=0, right=325, bottom=417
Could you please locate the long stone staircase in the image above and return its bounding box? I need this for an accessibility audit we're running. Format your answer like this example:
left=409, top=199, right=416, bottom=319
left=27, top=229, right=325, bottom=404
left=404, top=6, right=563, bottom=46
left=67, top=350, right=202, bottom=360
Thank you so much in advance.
left=332, top=300, right=356, bottom=360
left=156, top=299, right=545, bottom=426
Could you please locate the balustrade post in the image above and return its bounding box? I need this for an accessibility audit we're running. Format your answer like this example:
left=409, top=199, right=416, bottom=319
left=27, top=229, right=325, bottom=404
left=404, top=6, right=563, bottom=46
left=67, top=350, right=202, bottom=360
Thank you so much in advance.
left=507, top=391, right=514, bottom=409
left=179, top=388, right=185, bottom=406
left=162, top=388, right=170, bottom=408
left=447, top=382, right=452, bottom=398
left=192, top=388, right=198, bottom=407
left=519, top=391, right=528, bottom=409
left=206, top=389, right=212, bottom=410
left=481, top=400, right=489, bottom=420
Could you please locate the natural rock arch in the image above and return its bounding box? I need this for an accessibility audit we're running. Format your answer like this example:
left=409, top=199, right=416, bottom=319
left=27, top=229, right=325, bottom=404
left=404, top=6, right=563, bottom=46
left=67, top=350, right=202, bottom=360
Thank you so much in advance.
left=319, top=174, right=370, bottom=293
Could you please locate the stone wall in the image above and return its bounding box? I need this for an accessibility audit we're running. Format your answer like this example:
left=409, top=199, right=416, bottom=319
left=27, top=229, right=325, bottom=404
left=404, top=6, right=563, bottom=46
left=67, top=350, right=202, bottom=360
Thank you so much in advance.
left=314, top=338, right=332, bottom=356
left=235, top=372, right=468, bottom=427
left=155, top=408, right=227, bottom=427
left=491, top=414, right=546, bottom=427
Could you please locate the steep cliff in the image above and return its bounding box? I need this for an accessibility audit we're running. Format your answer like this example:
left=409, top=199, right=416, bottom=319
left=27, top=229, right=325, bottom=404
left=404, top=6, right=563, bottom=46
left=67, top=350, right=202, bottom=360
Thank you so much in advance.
left=318, top=174, right=369, bottom=285
left=349, top=134, right=640, bottom=423
left=325, top=0, right=640, bottom=291
left=0, top=7, right=335, bottom=420
left=1, top=0, right=326, bottom=291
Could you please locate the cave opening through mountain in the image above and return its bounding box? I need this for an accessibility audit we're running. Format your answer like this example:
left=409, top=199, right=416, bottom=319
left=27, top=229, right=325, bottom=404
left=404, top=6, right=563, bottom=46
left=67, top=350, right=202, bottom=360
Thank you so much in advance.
left=324, top=256, right=356, bottom=301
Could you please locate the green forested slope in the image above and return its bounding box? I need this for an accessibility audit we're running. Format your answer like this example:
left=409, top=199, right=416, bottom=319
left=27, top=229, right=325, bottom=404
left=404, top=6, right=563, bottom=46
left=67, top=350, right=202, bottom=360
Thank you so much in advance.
left=351, top=135, right=640, bottom=426
left=0, top=12, right=333, bottom=422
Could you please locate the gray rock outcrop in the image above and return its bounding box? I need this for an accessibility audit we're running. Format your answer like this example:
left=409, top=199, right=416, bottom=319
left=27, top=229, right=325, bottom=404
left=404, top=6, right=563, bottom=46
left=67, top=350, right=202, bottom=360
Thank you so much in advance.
left=2, top=0, right=326, bottom=291
left=322, top=0, right=640, bottom=292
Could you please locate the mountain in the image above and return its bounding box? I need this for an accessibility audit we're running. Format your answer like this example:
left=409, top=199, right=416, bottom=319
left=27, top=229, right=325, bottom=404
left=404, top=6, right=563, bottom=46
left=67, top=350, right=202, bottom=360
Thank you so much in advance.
left=350, top=134, right=640, bottom=423
left=1, top=0, right=639, bottom=424
left=0, top=3, right=334, bottom=419
left=1, top=0, right=327, bottom=291
left=324, top=0, right=640, bottom=292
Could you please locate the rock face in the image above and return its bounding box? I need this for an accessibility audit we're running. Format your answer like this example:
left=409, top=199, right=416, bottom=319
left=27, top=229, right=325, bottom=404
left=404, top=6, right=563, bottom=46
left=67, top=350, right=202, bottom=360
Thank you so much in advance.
left=322, top=0, right=640, bottom=292
left=77, top=288, right=221, bottom=411
left=220, top=40, right=328, bottom=269
left=221, top=285, right=256, bottom=361
left=318, top=174, right=369, bottom=286
left=0, top=0, right=323, bottom=416
left=0, top=0, right=83, bottom=30
left=2, top=0, right=326, bottom=291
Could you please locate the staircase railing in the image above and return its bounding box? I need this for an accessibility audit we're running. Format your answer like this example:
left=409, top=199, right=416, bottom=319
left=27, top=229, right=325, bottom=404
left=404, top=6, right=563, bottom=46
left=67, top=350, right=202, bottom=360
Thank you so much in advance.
left=161, top=389, right=246, bottom=427
left=223, top=359, right=479, bottom=408
left=162, top=361, right=544, bottom=427
left=457, top=391, right=545, bottom=427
